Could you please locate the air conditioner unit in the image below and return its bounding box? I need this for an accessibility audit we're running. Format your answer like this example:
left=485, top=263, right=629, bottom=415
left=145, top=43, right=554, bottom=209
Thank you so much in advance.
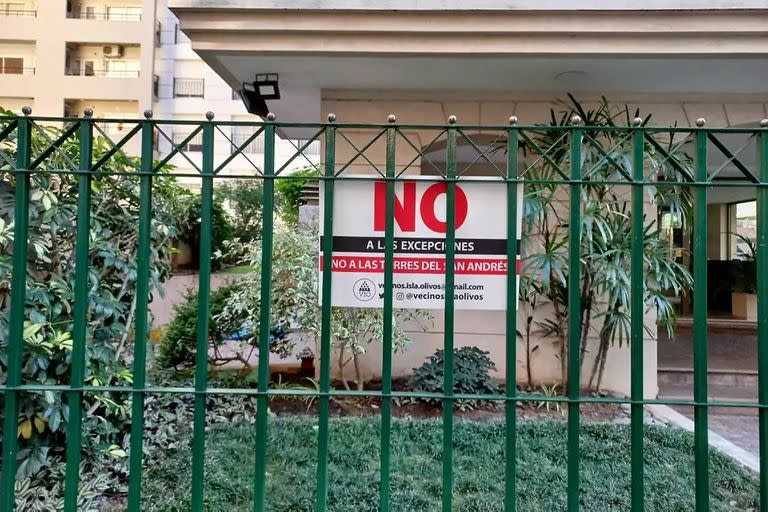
left=102, top=45, right=124, bottom=58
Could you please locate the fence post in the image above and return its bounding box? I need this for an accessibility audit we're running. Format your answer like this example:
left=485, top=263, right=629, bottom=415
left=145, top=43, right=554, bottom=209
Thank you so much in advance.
left=0, top=107, right=32, bottom=512
left=316, top=113, right=337, bottom=512
left=190, top=112, right=216, bottom=510
left=442, top=115, right=458, bottom=512
left=630, top=118, right=646, bottom=512
left=253, top=112, right=277, bottom=512
left=379, top=115, right=397, bottom=511
left=63, top=109, right=94, bottom=511
left=757, top=119, right=768, bottom=510
left=504, top=116, right=520, bottom=512
left=567, top=115, right=583, bottom=512
left=692, top=118, right=710, bottom=511
left=126, top=110, right=156, bottom=512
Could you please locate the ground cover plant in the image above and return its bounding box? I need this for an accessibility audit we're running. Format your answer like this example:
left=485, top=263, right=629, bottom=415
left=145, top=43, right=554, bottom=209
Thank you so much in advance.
left=141, top=416, right=759, bottom=512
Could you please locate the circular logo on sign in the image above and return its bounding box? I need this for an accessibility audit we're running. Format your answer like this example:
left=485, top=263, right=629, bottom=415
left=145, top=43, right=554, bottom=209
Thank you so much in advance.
left=352, top=278, right=376, bottom=301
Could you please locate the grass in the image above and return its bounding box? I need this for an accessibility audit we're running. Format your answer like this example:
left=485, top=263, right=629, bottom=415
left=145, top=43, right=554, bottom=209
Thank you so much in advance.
left=220, top=264, right=256, bottom=275
left=142, top=417, right=758, bottom=511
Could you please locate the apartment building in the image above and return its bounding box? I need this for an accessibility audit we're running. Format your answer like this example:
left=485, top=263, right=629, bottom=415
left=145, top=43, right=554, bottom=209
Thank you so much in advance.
left=0, top=0, right=155, bottom=122
left=154, top=2, right=320, bottom=186
left=0, top=1, right=319, bottom=184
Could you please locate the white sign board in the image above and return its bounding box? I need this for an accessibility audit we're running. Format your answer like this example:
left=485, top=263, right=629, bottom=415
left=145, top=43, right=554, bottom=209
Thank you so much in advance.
left=319, top=178, right=522, bottom=310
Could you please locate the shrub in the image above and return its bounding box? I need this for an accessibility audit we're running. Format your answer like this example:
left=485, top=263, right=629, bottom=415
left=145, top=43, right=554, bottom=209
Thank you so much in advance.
left=0, top=108, right=183, bottom=479
left=215, top=179, right=264, bottom=243
left=169, top=189, right=233, bottom=270
left=156, top=284, right=239, bottom=370
left=408, top=347, right=499, bottom=410
left=275, top=167, right=320, bottom=226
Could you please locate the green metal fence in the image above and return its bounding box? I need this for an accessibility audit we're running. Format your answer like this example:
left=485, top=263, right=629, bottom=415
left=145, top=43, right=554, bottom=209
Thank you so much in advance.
left=0, top=108, right=766, bottom=511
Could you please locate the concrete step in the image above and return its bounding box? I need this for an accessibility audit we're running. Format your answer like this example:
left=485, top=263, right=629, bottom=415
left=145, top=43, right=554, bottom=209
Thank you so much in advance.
left=658, top=367, right=758, bottom=388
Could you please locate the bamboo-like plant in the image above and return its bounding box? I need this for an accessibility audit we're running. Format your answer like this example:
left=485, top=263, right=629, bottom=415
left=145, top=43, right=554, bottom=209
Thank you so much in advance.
left=520, top=96, right=694, bottom=393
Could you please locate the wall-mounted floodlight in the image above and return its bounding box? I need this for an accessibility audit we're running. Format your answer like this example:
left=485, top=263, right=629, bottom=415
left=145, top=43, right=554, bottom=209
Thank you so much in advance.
left=239, top=73, right=280, bottom=116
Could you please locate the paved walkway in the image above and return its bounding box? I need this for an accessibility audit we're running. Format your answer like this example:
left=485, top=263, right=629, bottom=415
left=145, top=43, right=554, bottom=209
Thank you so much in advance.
left=674, top=406, right=759, bottom=459
left=659, top=321, right=760, bottom=462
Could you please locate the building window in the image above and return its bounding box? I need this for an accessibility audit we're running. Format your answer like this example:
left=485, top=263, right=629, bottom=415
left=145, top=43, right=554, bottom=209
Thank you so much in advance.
left=153, top=74, right=160, bottom=99
left=173, top=131, right=204, bottom=152
left=0, top=57, right=24, bottom=74
left=292, top=139, right=321, bottom=157
left=230, top=127, right=264, bottom=154
left=154, top=20, right=162, bottom=45
left=173, top=78, right=204, bottom=98
left=729, top=200, right=757, bottom=260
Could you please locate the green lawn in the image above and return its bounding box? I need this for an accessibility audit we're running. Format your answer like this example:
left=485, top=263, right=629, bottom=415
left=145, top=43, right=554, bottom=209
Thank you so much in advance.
left=142, top=417, right=758, bottom=511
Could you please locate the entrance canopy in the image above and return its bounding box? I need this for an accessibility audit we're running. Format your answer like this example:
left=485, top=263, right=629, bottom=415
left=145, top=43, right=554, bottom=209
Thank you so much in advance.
left=169, top=3, right=768, bottom=133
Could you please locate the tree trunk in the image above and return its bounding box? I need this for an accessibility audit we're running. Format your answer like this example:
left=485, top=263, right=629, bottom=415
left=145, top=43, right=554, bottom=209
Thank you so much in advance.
left=338, top=344, right=350, bottom=391
left=588, top=327, right=611, bottom=392
left=552, top=299, right=568, bottom=392
left=525, top=323, right=534, bottom=389
left=595, top=340, right=610, bottom=392
left=353, top=353, right=364, bottom=391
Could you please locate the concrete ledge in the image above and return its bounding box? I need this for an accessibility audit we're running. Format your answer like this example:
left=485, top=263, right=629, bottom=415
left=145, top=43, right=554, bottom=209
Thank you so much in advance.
left=647, top=404, right=759, bottom=473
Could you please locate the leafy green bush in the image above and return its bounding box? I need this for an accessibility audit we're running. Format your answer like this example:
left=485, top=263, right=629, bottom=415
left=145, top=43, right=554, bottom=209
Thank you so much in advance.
left=408, top=347, right=499, bottom=409
left=275, top=167, right=320, bottom=225
left=156, top=284, right=239, bottom=370
left=169, top=189, right=233, bottom=270
left=215, top=179, right=264, bottom=243
left=0, top=108, right=183, bottom=480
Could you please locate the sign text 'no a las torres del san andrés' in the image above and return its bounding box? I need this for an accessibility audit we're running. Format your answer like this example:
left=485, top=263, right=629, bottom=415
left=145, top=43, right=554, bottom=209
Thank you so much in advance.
left=319, top=178, right=522, bottom=310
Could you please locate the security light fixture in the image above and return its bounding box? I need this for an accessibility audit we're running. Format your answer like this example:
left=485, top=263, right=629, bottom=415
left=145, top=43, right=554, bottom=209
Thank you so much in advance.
left=254, top=73, right=280, bottom=99
left=239, top=73, right=280, bottom=117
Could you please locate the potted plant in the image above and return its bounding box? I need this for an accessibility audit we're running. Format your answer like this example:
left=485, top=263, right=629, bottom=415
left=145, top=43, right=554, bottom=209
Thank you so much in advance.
left=297, top=347, right=315, bottom=377
left=731, top=234, right=757, bottom=320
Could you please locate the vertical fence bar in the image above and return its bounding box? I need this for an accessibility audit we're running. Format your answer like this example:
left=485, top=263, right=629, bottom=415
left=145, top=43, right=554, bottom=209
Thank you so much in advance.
left=566, top=120, right=583, bottom=512
left=316, top=115, right=336, bottom=512
left=190, top=115, right=215, bottom=510
left=252, top=115, right=276, bottom=512
left=442, top=116, right=458, bottom=512
left=126, top=113, right=155, bottom=512
left=692, top=121, right=710, bottom=511
left=0, top=112, right=32, bottom=512
left=63, top=112, right=94, bottom=512
left=630, top=122, right=645, bottom=512
left=504, top=118, right=519, bottom=512
left=379, top=117, right=397, bottom=511
left=757, top=121, right=768, bottom=510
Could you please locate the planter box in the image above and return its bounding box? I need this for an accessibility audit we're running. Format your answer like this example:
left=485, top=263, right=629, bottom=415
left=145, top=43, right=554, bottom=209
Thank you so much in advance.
left=732, top=292, right=757, bottom=321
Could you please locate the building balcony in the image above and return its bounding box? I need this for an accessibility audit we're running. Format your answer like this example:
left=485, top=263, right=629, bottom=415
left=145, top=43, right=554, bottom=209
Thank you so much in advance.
left=65, top=66, right=140, bottom=78
left=66, top=6, right=142, bottom=21
left=0, top=2, right=35, bottom=16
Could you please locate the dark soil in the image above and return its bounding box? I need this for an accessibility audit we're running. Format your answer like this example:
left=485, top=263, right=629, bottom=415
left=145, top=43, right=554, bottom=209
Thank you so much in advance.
left=267, top=374, right=623, bottom=422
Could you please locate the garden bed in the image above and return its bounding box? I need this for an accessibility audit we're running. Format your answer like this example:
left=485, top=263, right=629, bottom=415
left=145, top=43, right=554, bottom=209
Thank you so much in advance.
left=140, top=416, right=759, bottom=511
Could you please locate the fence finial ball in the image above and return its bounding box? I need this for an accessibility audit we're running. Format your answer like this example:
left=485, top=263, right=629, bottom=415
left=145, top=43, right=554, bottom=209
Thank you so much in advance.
left=761, top=119, right=768, bottom=128
left=696, top=118, right=706, bottom=127
left=144, top=110, right=153, bottom=119
left=508, top=116, right=518, bottom=125
left=387, top=114, right=397, bottom=124
left=632, top=117, right=643, bottom=127
left=448, top=115, right=457, bottom=125
left=84, top=108, right=94, bottom=118
left=266, top=112, right=276, bottom=121
left=570, top=115, right=582, bottom=125
left=205, top=111, right=215, bottom=121
left=21, top=106, right=32, bottom=116
left=327, top=113, right=336, bottom=123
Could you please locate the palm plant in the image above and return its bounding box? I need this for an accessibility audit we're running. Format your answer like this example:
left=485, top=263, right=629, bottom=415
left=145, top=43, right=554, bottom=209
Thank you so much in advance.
left=520, top=96, right=694, bottom=393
